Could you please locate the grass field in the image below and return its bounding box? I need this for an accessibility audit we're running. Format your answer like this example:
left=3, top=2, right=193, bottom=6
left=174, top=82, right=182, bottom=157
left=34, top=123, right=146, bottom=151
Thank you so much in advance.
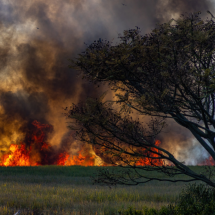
left=0, top=165, right=212, bottom=215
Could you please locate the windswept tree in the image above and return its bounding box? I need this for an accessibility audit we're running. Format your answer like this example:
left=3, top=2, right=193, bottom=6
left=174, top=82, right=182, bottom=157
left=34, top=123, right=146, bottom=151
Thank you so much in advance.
left=68, top=12, right=215, bottom=187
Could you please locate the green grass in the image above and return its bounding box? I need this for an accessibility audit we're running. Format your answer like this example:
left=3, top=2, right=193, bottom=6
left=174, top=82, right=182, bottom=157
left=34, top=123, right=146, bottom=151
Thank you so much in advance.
left=0, top=166, right=213, bottom=214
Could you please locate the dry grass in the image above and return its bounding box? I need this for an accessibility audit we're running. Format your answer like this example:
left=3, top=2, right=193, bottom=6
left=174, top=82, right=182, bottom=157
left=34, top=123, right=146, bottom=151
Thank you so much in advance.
left=0, top=166, right=212, bottom=214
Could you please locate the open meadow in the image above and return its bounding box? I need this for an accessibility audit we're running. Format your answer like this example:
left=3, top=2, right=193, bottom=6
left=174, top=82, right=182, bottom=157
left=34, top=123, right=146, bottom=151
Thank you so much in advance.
left=0, top=166, right=212, bottom=215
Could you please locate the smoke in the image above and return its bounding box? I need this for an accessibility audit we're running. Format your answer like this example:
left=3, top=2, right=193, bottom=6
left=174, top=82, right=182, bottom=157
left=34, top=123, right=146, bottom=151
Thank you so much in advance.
left=0, top=0, right=214, bottom=164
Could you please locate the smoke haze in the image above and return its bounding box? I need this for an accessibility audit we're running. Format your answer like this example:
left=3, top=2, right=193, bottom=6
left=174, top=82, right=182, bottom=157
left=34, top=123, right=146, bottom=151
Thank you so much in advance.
left=0, top=0, right=214, bottom=164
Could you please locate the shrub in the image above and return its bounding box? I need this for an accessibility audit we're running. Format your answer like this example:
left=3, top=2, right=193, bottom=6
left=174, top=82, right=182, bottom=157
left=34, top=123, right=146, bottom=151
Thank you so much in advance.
left=118, top=183, right=215, bottom=215
left=175, top=183, right=215, bottom=215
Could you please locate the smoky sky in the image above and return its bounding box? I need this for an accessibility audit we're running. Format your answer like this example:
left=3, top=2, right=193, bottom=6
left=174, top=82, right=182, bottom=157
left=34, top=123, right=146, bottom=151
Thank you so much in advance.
left=0, top=0, right=214, bottom=163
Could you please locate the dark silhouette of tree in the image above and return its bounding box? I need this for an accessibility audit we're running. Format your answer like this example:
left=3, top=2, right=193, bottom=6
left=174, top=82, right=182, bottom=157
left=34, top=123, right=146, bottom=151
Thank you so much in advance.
left=68, top=11, right=215, bottom=188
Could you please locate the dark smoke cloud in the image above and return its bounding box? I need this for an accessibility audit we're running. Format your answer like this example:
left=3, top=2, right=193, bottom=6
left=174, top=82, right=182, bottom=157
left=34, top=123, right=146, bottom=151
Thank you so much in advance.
left=0, top=0, right=214, bottom=164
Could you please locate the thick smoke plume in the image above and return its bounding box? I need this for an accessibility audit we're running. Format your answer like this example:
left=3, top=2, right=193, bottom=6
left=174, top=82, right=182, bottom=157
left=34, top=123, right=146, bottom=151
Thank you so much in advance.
left=0, top=0, right=214, bottom=164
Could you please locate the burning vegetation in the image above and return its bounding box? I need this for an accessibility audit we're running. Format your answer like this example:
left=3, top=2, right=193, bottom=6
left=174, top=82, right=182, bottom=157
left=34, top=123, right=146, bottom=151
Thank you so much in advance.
left=0, top=120, right=164, bottom=167
left=0, top=120, right=96, bottom=166
left=0, top=1, right=214, bottom=170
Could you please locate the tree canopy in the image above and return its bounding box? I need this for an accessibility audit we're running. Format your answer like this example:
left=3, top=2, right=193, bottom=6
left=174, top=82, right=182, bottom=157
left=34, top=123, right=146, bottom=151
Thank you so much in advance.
left=68, top=12, right=215, bottom=188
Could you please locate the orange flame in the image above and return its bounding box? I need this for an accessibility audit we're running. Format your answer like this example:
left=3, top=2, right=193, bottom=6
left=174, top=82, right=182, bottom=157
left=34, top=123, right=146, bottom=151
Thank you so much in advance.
left=0, top=143, right=96, bottom=166
left=198, top=156, right=215, bottom=166
left=93, top=140, right=163, bottom=166
left=57, top=150, right=95, bottom=166
left=57, top=152, right=70, bottom=165
left=135, top=140, right=163, bottom=166
left=0, top=120, right=97, bottom=166
left=1, top=144, right=31, bottom=166
left=0, top=120, right=164, bottom=167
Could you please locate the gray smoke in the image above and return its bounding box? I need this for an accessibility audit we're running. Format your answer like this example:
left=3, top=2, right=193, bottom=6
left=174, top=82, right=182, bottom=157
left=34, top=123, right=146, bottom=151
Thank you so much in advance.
left=0, top=0, right=214, bottom=164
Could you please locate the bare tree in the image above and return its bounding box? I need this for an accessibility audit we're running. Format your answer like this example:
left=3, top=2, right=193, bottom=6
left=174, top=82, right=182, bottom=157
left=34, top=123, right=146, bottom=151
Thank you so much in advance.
left=68, top=12, right=215, bottom=187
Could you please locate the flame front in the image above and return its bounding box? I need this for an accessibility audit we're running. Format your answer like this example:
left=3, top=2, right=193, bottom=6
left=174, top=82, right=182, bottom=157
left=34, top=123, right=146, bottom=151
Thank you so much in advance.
left=135, top=140, right=163, bottom=166
left=1, top=144, right=31, bottom=166
left=0, top=120, right=98, bottom=166
left=0, top=120, right=165, bottom=167
left=57, top=150, right=95, bottom=166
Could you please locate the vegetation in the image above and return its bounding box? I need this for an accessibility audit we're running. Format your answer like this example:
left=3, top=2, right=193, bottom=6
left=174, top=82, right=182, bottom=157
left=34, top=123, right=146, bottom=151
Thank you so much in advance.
left=0, top=165, right=212, bottom=214
left=68, top=11, right=215, bottom=188
left=118, top=183, right=215, bottom=215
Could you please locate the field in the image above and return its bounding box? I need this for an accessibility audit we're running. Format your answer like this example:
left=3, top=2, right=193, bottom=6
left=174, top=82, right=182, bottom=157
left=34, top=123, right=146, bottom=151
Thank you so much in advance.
left=0, top=166, right=212, bottom=215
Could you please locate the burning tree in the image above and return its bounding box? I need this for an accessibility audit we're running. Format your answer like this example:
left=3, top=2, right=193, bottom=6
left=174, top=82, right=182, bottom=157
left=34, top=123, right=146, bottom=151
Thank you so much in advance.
left=68, top=11, right=215, bottom=188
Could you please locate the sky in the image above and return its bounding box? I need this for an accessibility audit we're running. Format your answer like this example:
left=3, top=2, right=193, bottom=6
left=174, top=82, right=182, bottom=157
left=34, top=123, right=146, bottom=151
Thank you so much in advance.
left=0, top=0, right=215, bottom=164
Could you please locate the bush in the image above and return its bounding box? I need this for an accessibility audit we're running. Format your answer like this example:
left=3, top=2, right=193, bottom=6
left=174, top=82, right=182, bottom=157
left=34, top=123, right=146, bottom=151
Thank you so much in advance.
left=175, top=183, right=215, bottom=215
left=118, top=183, right=215, bottom=215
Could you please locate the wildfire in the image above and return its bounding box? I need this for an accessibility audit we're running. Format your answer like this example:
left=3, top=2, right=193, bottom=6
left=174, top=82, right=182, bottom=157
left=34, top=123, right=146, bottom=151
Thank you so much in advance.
left=0, top=120, right=96, bottom=167
left=135, top=140, right=163, bottom=166
left=57, top=150, right=95, bottom=166
left=92, top=140, right=163, bottom=166
left=1, top=144, right=31, bottom=166
left=0, top=120, right=165, bottom=167
left=198, top=156, right=215, bottom=166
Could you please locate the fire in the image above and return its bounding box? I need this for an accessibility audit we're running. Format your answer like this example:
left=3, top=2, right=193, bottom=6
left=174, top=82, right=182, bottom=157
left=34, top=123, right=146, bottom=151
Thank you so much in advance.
left=93, top=140, right=163, bottom=166
left=0, top=120, right=96, bottom=167
left=0, top=120, right=164, bottom=167
left=0, top=143, right=96, bottom=167
left=57, top=150, right=95, bottom=166
left=135, top=140, right=163, bottom=166
left=1, top=144, right=31, bottom=166
left=0, top=120, right=52, bottom=166
left=57, top=152, right=70, bottom=165
left=198, top=156, right=215, bottom=166
left=0, top=142, right=50, bottom=167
